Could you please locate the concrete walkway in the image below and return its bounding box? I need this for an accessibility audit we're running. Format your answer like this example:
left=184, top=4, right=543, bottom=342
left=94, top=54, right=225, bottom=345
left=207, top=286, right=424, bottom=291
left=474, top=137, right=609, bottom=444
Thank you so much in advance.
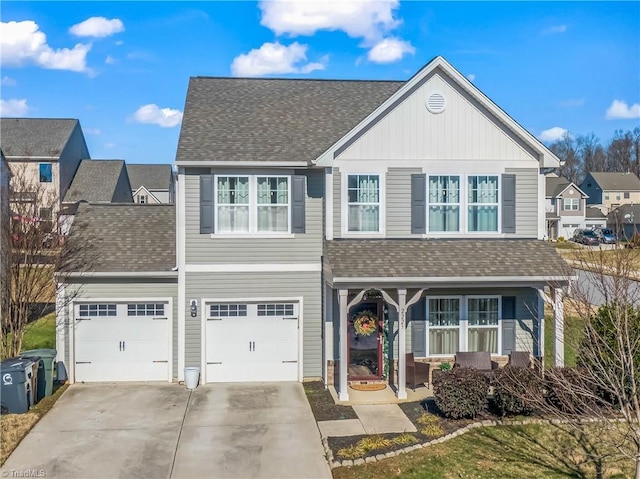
left=2, top=383, right=331, bottom=479
left=318, top=404, right=417, bottom=437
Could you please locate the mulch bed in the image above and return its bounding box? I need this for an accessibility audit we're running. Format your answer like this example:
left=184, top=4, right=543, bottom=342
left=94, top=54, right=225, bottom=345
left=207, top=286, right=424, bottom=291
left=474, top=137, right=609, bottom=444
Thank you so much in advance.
left=303, top=381, right=357, bottom=421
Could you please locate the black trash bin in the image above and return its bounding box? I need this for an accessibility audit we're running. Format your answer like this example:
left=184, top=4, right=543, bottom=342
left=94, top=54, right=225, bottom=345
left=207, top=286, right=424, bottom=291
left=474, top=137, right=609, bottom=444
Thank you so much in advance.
left=0, top=358, right=35, bottom=413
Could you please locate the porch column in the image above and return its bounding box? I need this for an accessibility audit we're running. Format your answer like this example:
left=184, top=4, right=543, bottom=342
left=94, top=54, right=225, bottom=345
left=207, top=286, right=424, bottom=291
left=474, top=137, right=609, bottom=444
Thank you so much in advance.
left=553, top=287, right=565, bottom=367
left=397, top=289, right=407, bottom=400
left=338, top=289, right=349, bottom=401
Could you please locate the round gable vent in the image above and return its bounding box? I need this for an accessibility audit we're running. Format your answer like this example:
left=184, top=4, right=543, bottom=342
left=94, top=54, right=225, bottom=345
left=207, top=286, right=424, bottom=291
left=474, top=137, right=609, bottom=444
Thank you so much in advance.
left=426, top=91, right=446, bottom=114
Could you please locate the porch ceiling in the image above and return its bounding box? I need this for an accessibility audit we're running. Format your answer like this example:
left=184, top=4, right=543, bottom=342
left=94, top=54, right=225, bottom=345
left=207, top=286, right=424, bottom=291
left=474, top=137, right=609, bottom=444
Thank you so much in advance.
left=324, top=239, right=572, bottom=286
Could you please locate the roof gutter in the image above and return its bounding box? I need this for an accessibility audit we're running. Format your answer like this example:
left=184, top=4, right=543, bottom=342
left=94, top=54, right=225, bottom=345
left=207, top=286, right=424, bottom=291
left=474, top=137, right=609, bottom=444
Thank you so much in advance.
left=330, top=275, right=574, bottom=286
left=55, top=271, right=178, bottom=279
left=175, top=161, right=311, bottom=168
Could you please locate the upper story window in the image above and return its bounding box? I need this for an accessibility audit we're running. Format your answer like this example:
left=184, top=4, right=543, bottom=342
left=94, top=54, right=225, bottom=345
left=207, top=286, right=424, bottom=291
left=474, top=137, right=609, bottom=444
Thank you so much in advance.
left=624, top=192, right=630, bottom=199
left=563, top=198, right=579, bottom=211
left=215, top=175, right=289, bottom=234
left=429, top=176, right=459, bottom=232
left=467, top=176, right=498, bottom=232
left=347, top=174, right=380, bottom=232
left=39, top=163, right=52, bottom=183
left=605, top=193, right=610, bottom=200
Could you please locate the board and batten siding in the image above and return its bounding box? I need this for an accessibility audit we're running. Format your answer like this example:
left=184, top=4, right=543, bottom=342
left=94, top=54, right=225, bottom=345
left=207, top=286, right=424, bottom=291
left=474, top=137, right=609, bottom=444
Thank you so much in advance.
left=336, top=72, right=539, bottom=162
left=387, top=167, right=421, bottom=237
left=332, top=168, right=341, bottom=239
left=506, top=167, right=539, bottom=238
left=185, top=271, right=322, bottom=378
left=185, top=168, right=323, bottom=264
left=405, top=287, right=539, bottom=356
left=61, top=279, right=179, bottom=378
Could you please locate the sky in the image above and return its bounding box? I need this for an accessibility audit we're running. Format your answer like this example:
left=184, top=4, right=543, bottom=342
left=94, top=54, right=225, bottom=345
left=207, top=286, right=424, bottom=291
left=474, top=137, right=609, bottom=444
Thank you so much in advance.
left=1, top=1, right=639, bottom=165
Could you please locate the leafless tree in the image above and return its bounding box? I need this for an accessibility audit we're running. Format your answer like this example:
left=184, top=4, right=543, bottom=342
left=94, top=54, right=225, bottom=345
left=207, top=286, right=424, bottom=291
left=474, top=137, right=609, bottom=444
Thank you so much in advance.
left=1, top=164, right=95, bottom=358
left=551, top=133, right=582, bottom=184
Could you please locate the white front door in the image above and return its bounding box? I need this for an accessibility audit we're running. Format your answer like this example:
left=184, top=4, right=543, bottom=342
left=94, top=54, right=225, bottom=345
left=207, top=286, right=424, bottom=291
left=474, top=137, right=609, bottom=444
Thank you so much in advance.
left=205, top=302, right=299, bottom=382
left=74, top=302, right=170, bottom=382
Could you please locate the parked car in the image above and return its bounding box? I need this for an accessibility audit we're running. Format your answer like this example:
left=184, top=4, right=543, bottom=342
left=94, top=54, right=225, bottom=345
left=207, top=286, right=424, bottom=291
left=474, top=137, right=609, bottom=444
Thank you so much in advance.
left=594, top=227, right=616, bottom=244
left=573, top=229, right=600, bottom=246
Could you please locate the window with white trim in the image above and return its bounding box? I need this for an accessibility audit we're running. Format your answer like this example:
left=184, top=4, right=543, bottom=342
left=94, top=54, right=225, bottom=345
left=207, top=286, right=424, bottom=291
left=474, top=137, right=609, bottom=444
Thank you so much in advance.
left=467, top=176, right=499, bottom=232
left=257, top=303, right=295, bottom=317
left=428, top=176, right=460, bottom=232
left=425, top=296, right=501, bottom=356
left=209, top=303, right=247, bottom=317
left=347, top=174, right=380, bottom=232
left=563, top=198, right=579, bottom=211
left=79, top=304, right=117, bottom=317
left=215, top=175, right=289, bottom=234
left=127, top=303, right=165, bottom=316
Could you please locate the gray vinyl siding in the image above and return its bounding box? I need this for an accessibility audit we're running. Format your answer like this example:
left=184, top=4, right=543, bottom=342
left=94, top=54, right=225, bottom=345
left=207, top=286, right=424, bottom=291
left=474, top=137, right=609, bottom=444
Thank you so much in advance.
left=185, top=271, right=322, bottom=378
left=62, top=278, right=179, bottom=378
left=506, top=167, right=539, bottom=238
left=185, top=168, right=323, bottom=263
left=333, top=168, right=341, bottom=239
left=387, top=167, right=421, bottom=237
left=58, top=124, right=90, bottom=201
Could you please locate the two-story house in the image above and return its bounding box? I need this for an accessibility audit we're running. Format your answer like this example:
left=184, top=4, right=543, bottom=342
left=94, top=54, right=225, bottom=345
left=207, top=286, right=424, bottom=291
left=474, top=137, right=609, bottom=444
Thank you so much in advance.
left=0, top=118, right=91, bottom=221
left=126, top=164, right=176, bottom=204
left=55, top=57, right=570, bottom=401
left=580, top=172, right=640, bottom=214
left=545, top=174, right=606, bottom=239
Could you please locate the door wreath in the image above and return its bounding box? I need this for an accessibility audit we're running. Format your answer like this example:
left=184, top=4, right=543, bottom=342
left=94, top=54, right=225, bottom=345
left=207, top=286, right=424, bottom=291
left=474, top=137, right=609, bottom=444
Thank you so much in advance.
left=353, top=310, right=378, bottom=336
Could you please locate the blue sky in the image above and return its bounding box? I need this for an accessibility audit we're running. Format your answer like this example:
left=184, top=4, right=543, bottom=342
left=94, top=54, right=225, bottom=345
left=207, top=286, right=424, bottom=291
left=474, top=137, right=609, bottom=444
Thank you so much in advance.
left=1, top=1, right=639, bottom=165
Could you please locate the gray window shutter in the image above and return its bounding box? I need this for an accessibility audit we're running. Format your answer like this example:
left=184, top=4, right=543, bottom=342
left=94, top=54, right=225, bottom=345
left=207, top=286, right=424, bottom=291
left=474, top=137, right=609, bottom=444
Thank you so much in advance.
left=411, top=319, right=426, bottom=357
left=200, top=175, right=214, bottom=234
left=411, top=174, right=426, bottom=234
left=291, top=175, right=306, bottom=233
left=502, top=174, right=516, bottom=234
left=502, top=296, right=516, bottom=355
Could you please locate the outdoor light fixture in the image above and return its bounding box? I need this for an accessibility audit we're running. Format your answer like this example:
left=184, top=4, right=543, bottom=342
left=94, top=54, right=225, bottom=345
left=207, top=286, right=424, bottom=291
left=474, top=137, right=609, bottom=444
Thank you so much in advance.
left=190, top=300, right=198, bottom=317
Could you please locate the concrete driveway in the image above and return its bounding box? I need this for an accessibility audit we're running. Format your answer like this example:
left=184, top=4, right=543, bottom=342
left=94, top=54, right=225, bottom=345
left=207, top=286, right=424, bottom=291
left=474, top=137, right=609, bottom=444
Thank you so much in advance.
left=1, top=383, right=331, bottom=479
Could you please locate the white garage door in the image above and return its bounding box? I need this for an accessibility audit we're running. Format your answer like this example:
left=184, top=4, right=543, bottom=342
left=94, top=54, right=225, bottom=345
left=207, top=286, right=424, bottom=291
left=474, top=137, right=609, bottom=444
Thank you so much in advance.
left=205, top=302, right=299, bottom=382
left=74, top=302, right=170, bottom=382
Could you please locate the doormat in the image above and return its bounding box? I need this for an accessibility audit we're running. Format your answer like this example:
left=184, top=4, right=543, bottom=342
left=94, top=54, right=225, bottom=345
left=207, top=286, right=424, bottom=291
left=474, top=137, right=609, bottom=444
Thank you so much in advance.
left=349, top=382, right=387, bottom=392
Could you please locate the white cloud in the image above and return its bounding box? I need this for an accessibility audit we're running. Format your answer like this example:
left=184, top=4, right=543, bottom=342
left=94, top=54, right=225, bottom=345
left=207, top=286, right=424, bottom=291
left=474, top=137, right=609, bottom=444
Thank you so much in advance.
left=131, top=104, right=183, bottom=128
left=367, top=37, right=414, bottom=64
left=231, top=42, right=326, bottom=77
left=467, top=73, right=476, bottom=82
left=84, top=128, right=102, bottom=135
left=0, top=20, right=91, bottom=73
left=1, top=76, right=16, bottom=86
left=69, top=17, right=124, bottom=38
left=0, top=98, right=29, bottom=117
left=539, top=127, right=568, bottom=142
left=259, top=0, right=401, bottom=41
left=105, top=55, right=116, bottom=65
left=542, top=25, right=567, bottom=34
left=605, top=99, right=640, bottom=120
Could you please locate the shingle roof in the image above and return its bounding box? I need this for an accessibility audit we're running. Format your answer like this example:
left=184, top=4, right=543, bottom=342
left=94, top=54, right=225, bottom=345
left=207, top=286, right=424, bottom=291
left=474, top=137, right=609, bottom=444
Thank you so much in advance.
left=126, top=163, right=173, bottom=191
left=63, top=159, right=131, bottom=203
left=176, top=77, right=403, bottom=164
left=608, top=204, right=640, bottom=225
left=0, top=118, right=78, bottom=158
left=545, top=176, right=571, bottom=197
left=586, top=207, right=606, bottom=219
left=65, top=203, right=175, bottom=272
left=324, top=239, right=570, bottom=280
left=589, top=172, right=640, bottom=192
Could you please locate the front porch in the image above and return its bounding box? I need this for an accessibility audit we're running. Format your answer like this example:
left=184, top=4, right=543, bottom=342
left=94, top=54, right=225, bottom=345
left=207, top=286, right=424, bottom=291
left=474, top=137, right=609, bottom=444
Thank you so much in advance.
left=322, top=239, right=572, bottom=403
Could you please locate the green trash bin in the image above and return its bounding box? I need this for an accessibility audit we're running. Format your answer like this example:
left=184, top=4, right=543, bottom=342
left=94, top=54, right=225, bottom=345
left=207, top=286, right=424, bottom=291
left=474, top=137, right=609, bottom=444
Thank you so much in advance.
left=20, top=349, right=57, bottom=397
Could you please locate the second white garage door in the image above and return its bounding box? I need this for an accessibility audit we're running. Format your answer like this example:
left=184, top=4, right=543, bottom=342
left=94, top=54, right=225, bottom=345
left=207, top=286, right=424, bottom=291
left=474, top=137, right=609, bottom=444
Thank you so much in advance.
left=205, top=302, right=299, bottom=382
left=74, top=301, right=170, bottom=382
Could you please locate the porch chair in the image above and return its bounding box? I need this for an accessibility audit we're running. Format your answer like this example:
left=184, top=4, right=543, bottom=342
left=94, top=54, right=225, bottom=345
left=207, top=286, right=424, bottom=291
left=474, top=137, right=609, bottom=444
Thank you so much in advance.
left=453, top=351, right=499, bottom=374
left=406, top=353, right=431, bottom=391
left=507, top=351, right=532, bottom=369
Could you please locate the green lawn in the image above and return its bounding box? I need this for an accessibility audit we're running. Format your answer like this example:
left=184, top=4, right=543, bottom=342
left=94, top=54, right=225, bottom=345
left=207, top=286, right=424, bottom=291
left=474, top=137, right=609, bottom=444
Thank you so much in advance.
left=544, top=313, right=583, bottom=368
left=21, top=313, right=56, bottom=351
left=332, top=423, right=633, bottom=479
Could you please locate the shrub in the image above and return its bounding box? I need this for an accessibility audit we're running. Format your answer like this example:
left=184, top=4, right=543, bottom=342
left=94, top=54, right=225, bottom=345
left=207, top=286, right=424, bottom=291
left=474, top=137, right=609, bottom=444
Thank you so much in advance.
left=492, top=367, right=543, bottom=416
left=545, top=367, right=599, bottom=414
left=433, top=368, right=489, bottom=419
left=558, top=236, right=565, bottom=242
left=439, top=362, right=452, bottom=371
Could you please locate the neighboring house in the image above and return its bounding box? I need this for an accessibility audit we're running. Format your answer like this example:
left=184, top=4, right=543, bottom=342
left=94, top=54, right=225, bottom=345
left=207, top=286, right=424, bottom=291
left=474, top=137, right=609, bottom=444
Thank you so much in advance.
left=545, top=174, right=606, bottom=239
left=0, top=150, right=11, bottom=325
left=126, top=163, right=175, bottom=204
left=580, top=172, right=640, bottom=213
left=56, top=56, right=570, bottom=402
left=0, top=118, right=90, bottom=218
left=607, top=204, right=640, bottom=240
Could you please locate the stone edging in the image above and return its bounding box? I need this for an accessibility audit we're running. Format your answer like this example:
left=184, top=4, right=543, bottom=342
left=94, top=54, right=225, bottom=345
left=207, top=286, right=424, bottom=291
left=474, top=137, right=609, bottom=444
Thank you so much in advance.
left=322, top=417, right=604, bottom=469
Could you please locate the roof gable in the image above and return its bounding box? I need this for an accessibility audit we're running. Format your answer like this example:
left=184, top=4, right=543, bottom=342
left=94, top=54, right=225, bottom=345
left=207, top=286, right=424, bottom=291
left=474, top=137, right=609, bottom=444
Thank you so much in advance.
left=545, top=176, right=587, bottom=198
left=0, top=118, right=79, bottom=159
left=126, top=163, right=173, bottom=190
left=316, top=56, right=561, bottom=168
left=588, top=172, right=640, bottom=191
left=63, top=159, right=133, bottom=204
